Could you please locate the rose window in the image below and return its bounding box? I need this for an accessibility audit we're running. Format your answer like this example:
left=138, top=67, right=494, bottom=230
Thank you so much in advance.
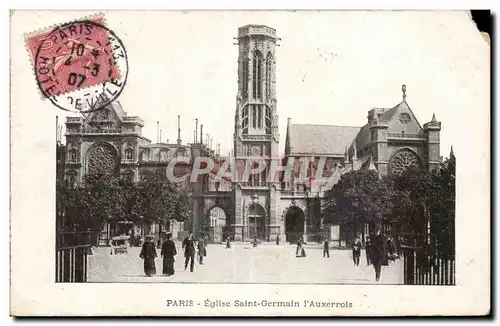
left=389, top=149, right=421, bottom=175
left=87, top=143, right=117, bottom=175
left=399, top=113, right=411, bottom=124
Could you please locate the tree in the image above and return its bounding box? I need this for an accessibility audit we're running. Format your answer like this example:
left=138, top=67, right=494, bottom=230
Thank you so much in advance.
left=323, top=170, right=395, bottom=243
left=133, top=176, right=190, bottom=235
left=80, top=172, right=124, bottom=232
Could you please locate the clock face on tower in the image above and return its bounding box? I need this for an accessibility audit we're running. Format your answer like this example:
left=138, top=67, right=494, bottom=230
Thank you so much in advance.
left=250, top=145, right=261, bottom=156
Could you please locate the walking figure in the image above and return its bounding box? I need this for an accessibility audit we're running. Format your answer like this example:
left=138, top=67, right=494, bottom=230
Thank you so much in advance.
left=276, top=234, right=280, bottom=245
left=296, top=238, right=302, bottom=257
left=353, top=237, right=361, bottom=266
left=225, top=237, right=231, bottom=249
left=197, top=237, right=207, bottom=265
left=365, top=238, right=372, bottom=266
left=296, top=238, right=306, bottom=258
left=370, top=230, right=386, bottom=282
left=139, top=235, right=157, bottom=277
left=182, top=232, right=196, bottom=272
left=323, top=239, right=330, bottom=258
left=161, top=233, right=177, bottom=276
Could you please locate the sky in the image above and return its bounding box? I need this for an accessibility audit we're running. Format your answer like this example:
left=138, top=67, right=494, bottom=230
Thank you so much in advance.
left=12, top=10, right=490, bottom=158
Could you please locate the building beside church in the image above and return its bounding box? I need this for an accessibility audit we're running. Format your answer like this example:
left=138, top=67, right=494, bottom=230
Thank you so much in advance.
left=58, top=24, right=443, bottom=244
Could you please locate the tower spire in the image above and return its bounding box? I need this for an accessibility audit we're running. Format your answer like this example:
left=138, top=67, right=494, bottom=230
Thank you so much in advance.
left=402, top=84, right=407, bottom=101
left=177, top=115, right=181, bottom=145
left=431, top=113, right=437, bottom=122
left=450, top=145, right=455, bottom=158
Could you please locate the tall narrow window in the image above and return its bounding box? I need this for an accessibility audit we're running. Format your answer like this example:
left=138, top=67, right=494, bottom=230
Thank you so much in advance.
left=252, top=105, right=257, bottom=128
left=242, top=58, right=249, bottom=98
left=253, top=51, right=263, bottom=100
left=258, top=106, right=262, bottom=128
left=266, top=52, right=273, bottom=99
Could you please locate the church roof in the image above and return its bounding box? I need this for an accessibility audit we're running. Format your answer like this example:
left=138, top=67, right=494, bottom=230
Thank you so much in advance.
left=288, top=124, right=360, bottom=156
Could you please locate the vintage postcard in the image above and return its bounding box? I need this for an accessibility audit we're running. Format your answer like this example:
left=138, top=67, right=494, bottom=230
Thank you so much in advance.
left=10, top=10, right=490, bottom=316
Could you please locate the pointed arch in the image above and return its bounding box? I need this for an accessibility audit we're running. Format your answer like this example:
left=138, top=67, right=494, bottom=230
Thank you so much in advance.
left=86, top=142, right=118, bottom=176
left=265, top=52, right=273, bottom=99
left=252, top=50, right=263, bottom=100
left=389, top=147, right=422, bottom=175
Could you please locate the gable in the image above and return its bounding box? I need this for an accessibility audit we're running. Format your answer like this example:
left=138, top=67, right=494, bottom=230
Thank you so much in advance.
left=84, top=101, right=126, bottom=129
left=384, top=101, right=423, bottom=135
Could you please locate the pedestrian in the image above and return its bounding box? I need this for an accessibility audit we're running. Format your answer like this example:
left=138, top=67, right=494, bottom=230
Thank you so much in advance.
left=252, top=234, right=258, bottom=247
left=139, top=235, right=157, bottom=277
left=296, top=238, right=302, bottom=257
left=323, top=239, right=330, bottom=258
left=353, top=237, right=361, bottom=266
left=276, top=234, right=280, bottom=245
left=161, top=233, right=177, bottom=276
left=394, top=235, right=402, bottom=258
left=226, top=237, right=231, bottom=249
left=365, top=238, right=372, bottom=266
left=370, top=229, right=386, bottom=282
left=182, top=232, right=196, bottom=272
left=197, top=237, right=207, bottom=265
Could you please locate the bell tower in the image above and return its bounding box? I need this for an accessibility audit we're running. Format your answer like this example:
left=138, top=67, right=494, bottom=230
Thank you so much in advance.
left=231, top=25, right=282, bottom=243
left=234, top=25, right=280, bottom=160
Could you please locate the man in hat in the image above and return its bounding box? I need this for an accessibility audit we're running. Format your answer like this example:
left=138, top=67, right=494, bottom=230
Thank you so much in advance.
left=370, top=229, right=387, bottom=282
left=161, top=233, right=177, bottom=276
left=139, top=235, right=157, bottom=277
left=182, top=232, right=196, bottom=272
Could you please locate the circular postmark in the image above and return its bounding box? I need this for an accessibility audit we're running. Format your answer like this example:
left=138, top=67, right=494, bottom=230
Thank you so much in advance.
left=33, top=19, right=128, bottom=113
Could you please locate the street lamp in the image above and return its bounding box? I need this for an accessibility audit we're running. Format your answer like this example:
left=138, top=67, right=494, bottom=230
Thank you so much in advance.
left=251, top=192, right=258, bottom=246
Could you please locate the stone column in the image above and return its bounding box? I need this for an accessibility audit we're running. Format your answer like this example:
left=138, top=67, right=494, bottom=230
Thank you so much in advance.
left=268, top=185, right=281, bottom=241
left=233, top=184, right=243, bottom=241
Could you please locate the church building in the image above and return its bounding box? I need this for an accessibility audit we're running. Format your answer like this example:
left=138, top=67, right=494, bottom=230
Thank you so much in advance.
left=58, top=24, right=442, bottom=244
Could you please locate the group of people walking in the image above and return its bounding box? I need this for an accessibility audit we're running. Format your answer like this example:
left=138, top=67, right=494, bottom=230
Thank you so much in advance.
left=138, top=232, right=207, bottom=277
left=354, top=229, right=401, bottom=282
left=319, top=229, right=401, bottom=282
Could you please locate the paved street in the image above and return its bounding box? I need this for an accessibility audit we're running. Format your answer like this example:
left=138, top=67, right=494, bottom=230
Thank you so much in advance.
left=88, top=242, right=403, bottom=284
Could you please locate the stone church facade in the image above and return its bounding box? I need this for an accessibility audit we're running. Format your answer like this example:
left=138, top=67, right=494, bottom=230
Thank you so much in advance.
left=59, top=24, right=442, bottom=243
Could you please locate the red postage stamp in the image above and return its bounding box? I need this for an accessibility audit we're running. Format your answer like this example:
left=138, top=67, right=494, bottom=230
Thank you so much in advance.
left=25, top=13, right=128, bottom=112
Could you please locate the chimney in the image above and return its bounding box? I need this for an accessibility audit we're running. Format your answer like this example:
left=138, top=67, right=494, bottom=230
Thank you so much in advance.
left=195, top=118, right=198, bottom=143
left=200, top=124, right=204, bottom=144
left=177, top=115, right=182, bottom=145
left=157, top=121, right=159, bottom=143
left=160, top=129, right=162, bottom=143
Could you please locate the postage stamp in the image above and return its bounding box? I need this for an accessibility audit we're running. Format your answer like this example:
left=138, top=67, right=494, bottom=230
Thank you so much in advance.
left=9, top=10, right=490, bottom=317
left=25, top=13, right=128, bottom=113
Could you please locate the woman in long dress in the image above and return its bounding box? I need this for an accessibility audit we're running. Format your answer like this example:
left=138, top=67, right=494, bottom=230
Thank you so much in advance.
left=139, top=235, right=157, bottom=277
left=296, top=239, right=303, bottom=257
left=161, top=233, right=177, bottom=276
